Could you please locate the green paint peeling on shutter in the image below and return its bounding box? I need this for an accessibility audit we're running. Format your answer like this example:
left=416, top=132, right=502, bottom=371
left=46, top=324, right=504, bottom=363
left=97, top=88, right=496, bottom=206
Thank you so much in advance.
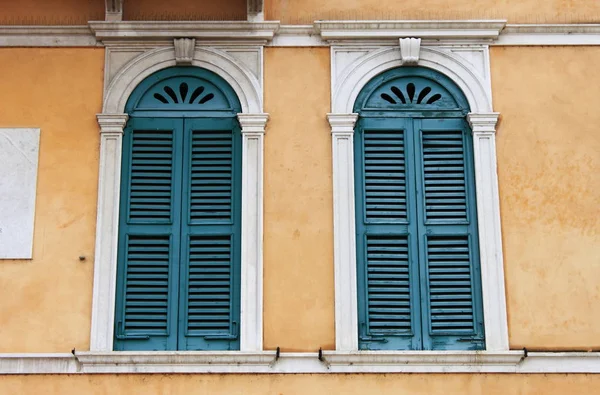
left=114, top=67, right=241, bottom=351
left=114, top=117, right=182, bottom=351
left=179, top=118, right=241, bottom=351
left=355, top=68, right=484, bottom=351
left=415, top=119, right=484, bottom=351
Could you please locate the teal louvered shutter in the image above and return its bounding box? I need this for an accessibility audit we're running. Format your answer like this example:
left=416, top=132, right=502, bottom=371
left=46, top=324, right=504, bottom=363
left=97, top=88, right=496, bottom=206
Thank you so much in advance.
left=415, top=118, right=484, bottom=350
left=355, top=118, right=422, bottom=350
left=114, top=117, right=183, bottom=351
left=355, top=68, right=484, bottom=351
left=115, top=67, right=243, bottom=351
left=179, top=118, right=241, bottom=351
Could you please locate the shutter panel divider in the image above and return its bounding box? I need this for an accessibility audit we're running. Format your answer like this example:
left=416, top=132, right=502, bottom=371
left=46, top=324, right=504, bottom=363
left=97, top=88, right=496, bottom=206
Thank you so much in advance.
left=415, top=118, right=485, bottom=351
left=179, top=117, right=241, bottom=351
left=114, top=117, right=184, bottom=351
left=356, top=117, right=421, bottom=351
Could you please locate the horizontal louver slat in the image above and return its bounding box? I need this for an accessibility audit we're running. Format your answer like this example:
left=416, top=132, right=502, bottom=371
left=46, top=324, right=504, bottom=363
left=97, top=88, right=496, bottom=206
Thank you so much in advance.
left=363, top=130, right=407, bottom=222
left=190, top=131, right=233, bottom=222
left=124, top=235, right=170, bottom=333
left=128, top=130, right=173, bottom=222
left=186, top=235, right=233, bottom=333
left=366, top=235, right=412, bottom=332
left=422, top=130, right=467, bottom=222
left=427, top=235, right=475, bottom=333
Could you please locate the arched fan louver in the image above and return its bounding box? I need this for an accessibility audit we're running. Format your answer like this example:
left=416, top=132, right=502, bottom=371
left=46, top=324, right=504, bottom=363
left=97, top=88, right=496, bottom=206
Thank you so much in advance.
left=153, top=82, right=215, bottom=105
left=380, top=83, right=442, bottom=105
left=127, top=68, right=238, bottom=113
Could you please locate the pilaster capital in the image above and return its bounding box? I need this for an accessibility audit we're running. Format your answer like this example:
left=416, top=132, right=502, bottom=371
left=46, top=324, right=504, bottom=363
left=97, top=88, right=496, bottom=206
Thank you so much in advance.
left=237, top=113, right=269, bottom=134
left=467, top=112, right=500, bottom=134
left=97, top=113, right=128, bottom=135
left=327, top=113, right=359, bottom=135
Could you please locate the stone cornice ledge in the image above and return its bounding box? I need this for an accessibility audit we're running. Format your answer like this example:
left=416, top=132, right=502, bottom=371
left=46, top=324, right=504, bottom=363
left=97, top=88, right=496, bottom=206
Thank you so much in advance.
left=88, top=21, right=281, bottom=43
left=496, top=24, right=600, bottom=45
left=3, top=351, right=600, bottom=374
left=314, top=20, right=507, bottom=43
left=0, top=26, right=97, bottom=46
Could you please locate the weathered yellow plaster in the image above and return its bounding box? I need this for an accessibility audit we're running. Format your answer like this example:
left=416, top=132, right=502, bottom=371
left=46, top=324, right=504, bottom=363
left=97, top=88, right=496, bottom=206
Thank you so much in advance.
left=266, top=0, right=600, bottom=24
left=0, top=48, right=104, bottom=352
left=0, top=44, right=598, bottom=355
left=263, top=48, right=335, bottom=351
left=491, top=46, right=600, bottom=350
left=0, top=0, right=103, bottom=25
left=2, top=373, right=600, bottom=394
left=122, top=0, right=246, bottom=21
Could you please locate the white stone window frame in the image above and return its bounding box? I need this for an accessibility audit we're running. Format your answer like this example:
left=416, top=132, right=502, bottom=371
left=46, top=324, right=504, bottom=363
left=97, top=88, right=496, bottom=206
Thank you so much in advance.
left=91, top=44, right=268, bottom=352
left=328, top=38, right=509, bottom=352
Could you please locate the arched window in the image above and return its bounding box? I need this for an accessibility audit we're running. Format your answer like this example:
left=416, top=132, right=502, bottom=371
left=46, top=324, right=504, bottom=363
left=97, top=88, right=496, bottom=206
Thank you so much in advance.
left=354, top=67, right=484, bottom=350
left=113, top=67, right=242, bottom=351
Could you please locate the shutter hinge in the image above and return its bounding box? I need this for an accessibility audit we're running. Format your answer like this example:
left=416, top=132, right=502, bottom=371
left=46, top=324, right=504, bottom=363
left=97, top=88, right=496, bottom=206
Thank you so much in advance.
left=115, top=321, right=150, bottom=340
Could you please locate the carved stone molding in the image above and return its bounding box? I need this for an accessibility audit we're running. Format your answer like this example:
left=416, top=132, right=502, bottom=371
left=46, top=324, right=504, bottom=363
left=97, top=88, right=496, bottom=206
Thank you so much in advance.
left=105, top=0, right=123, bottom=22
left=399, top=37, right=420, bottom=65
left=315, top=20, right=507, bottom=43
left=174, top=38, right=196, bottom=65
left=92, top=25, right=269, bottom=352
left=247, top=0, right=264, bottom=22
left=468, top=112, right=501, bottom=135
left=330, top=45, right=493, bottom=114
left=97, top=113, right=128, bottom=135
left=327, top=37, right=507, bottom=352
left=89, top=21, right=280, bottom=43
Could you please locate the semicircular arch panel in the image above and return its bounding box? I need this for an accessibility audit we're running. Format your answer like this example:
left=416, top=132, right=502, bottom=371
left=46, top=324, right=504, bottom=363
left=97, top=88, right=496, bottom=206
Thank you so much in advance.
left=126, top=66, right=242, bottom=115
left=354, top=67, right=470, bottom=113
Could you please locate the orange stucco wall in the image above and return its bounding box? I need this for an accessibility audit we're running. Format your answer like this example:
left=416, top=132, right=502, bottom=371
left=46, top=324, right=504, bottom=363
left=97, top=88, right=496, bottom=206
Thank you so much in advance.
left=491, top=46, right=600, bottom=349
left=266, top=0, right=600, bottom=24
left=0, top=0, right=103, bottom=25
left=123, top=0, right=246, bottom=21
left=2, top=373, right=600, bottom=394
left=0, top=46, right=598, bottom=353
left=0, top=48, right=104, bottom=352
left=263, top=48, right=335, bottom=351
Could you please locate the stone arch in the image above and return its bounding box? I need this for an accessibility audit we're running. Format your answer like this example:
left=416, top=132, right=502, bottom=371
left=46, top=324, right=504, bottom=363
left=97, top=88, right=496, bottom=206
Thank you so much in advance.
left=332, top=46, right=492, bottom=114
left=103, top=46, right=262, bottom=114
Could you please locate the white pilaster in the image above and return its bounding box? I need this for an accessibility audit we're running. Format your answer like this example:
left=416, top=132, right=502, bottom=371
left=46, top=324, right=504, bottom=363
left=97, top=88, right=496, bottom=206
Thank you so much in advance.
left=467, top=112, right=509, bottom=351
left=90, top=113, right=128, bottom=352
left=237, top=113, right=268, bottom=351
left=328, top=113, right=359, bottom=351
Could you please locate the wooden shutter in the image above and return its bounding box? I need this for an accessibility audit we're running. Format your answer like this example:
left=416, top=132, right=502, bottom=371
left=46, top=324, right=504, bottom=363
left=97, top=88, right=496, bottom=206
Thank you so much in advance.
left=114, top=118, right=183, bottom=351
left=179, top=118, right=241, bottom=351
left=114, top=117, right=241, bottom=351
left=356, top=118, right=421, bottom=350
left=415, top=118, right=485, bottom=350
left=356, top=117, right=484, bottom=351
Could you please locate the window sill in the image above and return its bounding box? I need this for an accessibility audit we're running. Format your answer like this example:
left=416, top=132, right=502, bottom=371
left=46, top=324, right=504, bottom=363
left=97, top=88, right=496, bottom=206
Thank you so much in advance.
left=1, top=350, right=600, bottom=374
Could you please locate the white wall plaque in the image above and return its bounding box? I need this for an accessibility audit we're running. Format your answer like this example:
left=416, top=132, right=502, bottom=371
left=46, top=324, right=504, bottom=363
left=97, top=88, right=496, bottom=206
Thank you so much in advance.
left=0, top=128, right=40, bottom=259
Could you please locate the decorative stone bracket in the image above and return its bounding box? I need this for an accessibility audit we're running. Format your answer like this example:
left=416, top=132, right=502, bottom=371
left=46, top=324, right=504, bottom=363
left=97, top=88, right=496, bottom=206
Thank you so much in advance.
left=105, top=0, right=123, bottom=22
left=399, top=37, right=421, bottom=65
left=174, top=38, right=196, bottom=65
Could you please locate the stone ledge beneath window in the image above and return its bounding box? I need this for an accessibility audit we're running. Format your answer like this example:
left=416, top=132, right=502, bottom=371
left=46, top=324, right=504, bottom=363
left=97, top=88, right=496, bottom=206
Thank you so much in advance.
left=2, top=351, right=600, bottom=374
